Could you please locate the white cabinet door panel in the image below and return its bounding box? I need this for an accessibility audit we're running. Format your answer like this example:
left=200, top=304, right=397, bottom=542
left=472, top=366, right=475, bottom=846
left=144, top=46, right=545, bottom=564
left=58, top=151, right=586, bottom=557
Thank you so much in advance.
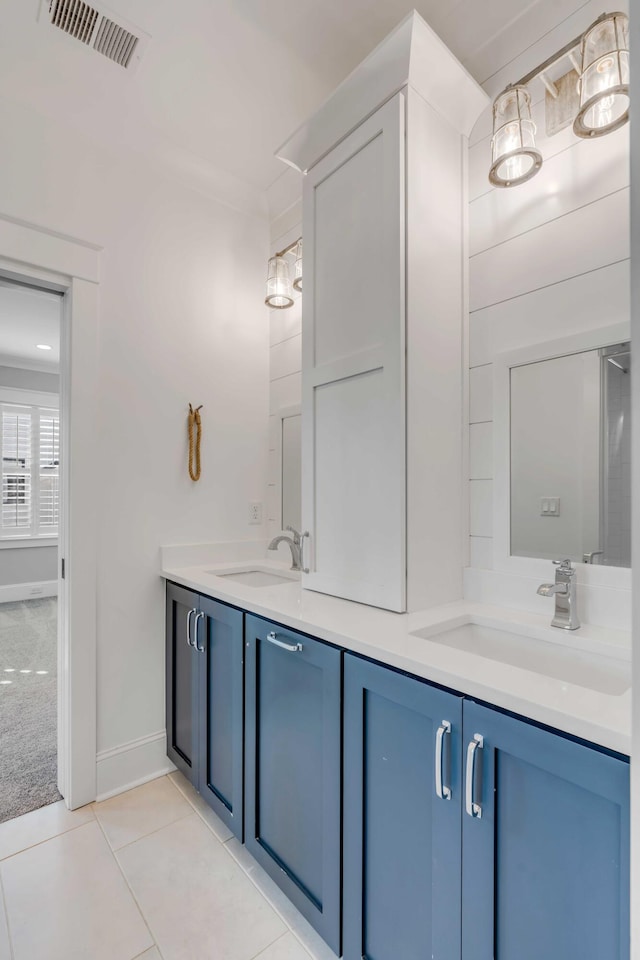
left=302, top=93, right=406, bottom=611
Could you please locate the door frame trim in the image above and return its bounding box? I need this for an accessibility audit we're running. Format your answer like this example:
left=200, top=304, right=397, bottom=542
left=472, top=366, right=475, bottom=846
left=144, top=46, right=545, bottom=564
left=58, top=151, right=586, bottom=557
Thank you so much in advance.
left=0, top=212, right=100, bottom=809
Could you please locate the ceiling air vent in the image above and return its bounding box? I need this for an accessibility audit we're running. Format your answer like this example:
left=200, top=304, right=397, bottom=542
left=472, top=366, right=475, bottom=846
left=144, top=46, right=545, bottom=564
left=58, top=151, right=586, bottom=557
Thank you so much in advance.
left=39, top=0, right=149, bottom=71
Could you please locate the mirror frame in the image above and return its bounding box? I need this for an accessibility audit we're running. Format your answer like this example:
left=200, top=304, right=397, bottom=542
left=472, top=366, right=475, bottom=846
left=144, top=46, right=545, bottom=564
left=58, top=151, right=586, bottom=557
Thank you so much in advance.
left=273, top=403, right=301, bottom=534
left=493, top=321, right=631, bottom=588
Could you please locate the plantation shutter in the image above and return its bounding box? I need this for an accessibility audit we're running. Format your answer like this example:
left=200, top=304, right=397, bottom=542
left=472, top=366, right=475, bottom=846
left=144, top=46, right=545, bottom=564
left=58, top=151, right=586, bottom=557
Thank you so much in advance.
left=1, top=406, right=33, bottom=533
left=38, top=409, right=60, bottom=532
left=0, top=403, right=59, bottom=538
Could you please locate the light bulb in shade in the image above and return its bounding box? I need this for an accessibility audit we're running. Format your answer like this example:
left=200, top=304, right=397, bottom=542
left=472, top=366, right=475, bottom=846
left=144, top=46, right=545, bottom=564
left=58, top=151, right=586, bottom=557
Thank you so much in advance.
left=489, top=86, right=542, bottom=188
left=293, top=239, right=303, bottom=293
left=36, top=344, right=52, bottom=351
left=574, top=13, right=629, bottom=138
left=265, top=255, right=294, bottom=309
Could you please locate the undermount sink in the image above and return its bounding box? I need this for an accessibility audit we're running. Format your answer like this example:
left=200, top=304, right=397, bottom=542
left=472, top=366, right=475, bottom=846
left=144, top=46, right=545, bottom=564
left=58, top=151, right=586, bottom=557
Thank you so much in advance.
left=411, top=622, right=630, bottom=696
left=210, top=568, right=298, bottom=587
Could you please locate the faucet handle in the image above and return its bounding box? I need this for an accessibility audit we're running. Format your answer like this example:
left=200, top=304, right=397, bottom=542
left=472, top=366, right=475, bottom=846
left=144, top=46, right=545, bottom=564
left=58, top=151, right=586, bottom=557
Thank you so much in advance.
left=285, top=525, right=301, bottom=545
left=553, top=558, right=575, bottom=575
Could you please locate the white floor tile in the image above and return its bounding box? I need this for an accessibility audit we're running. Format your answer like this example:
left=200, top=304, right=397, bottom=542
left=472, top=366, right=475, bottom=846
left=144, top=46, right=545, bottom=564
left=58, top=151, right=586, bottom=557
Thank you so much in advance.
left=134, top=949, right=162, bottom=960
left=1, top=821, right=153, bottom=960
left=117, top=814, right=286, bottom=960
left=253, top=932, right=313, bottom=960
left=0, top=885, right=10, bottom=960
left=0, top=798, right=94, bottom=862
left=225, top=839, right=338, bottom=960
left=94, top=776, right=192, bottom=850
left=168, top=771, right=234, bottom=843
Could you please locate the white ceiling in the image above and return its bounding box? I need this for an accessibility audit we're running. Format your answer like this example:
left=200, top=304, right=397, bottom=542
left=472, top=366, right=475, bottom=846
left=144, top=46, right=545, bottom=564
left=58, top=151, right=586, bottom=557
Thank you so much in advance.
left=0, top=282, right=61, bottom=370
left=0, top=0, right=591, bottom=201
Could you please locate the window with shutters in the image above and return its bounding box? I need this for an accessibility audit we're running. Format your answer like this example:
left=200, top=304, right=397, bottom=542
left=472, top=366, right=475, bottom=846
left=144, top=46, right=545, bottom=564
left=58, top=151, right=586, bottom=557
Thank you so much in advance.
left=1, top=402, right=59, bottom=540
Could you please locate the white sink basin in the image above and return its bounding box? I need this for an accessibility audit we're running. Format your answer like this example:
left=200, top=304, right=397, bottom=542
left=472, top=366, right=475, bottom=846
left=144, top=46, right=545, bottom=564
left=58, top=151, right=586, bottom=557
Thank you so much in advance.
left=411, top=622, right=630, bottom=696
left=210, top=568, right=298, bottom=587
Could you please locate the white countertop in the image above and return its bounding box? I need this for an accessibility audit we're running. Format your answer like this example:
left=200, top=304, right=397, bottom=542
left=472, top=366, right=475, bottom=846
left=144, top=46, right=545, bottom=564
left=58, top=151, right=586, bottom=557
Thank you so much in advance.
left=161, top=556, right=631, bottom=756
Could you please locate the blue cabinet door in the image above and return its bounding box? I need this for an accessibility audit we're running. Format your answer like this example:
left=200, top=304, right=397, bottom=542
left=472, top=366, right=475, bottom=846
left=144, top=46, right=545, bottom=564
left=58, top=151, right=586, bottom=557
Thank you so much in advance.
left=196, top=596, right=244, bottom=840
left=244, top=615, right=342, bottom=954
left=343, top=653, right=464, bottom=960
left=165, top=582, right=199, bottom=785
left=462, top=700, right=630, bottom=960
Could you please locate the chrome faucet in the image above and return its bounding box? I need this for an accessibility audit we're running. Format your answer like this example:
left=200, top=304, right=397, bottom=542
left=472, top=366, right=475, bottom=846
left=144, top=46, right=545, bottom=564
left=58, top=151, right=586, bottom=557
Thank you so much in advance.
left=268, top=526, right=309, bottom=573
left=537, top=559, right=580, bottom=631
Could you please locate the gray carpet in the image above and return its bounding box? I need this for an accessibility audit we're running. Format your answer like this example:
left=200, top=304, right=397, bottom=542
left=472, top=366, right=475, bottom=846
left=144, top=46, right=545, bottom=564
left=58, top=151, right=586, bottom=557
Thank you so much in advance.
left=0, top=597, right=61, bottom=823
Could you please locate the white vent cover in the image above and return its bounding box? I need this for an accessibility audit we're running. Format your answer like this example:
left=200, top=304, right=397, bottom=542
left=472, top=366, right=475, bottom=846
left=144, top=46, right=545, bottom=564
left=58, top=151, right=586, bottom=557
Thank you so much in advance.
left=39, top=0, right=150, bottom=71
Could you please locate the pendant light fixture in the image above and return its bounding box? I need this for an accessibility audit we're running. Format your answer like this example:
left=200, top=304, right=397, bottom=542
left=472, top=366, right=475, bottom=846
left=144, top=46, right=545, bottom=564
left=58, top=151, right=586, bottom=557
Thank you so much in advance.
left=264, top=236, right=302, bottom=310
left=574, top=12, right=629, bottom=138
left=489, top=86, right=543, bottom=187
left=487, top=11, right=631, bottom=188
left=265, top=255, right=294, bottom=309
left=293, top=239, right=303, bottom=293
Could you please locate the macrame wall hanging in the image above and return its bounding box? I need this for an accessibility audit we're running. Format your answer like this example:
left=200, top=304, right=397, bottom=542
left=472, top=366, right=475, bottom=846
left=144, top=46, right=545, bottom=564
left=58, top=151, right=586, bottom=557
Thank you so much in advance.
left=188, top=403, right=203, bottom=481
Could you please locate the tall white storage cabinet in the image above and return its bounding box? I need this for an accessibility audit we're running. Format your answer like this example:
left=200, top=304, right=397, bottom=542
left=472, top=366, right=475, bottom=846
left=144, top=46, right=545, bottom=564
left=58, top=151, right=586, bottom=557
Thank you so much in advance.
left=278, top=12, right=488, bottom=613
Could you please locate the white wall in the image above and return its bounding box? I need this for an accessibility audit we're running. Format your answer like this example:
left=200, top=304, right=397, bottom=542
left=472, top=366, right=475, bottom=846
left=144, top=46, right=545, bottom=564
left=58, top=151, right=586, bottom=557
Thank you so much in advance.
left=466, top=0, right=630, bottom=627
left=0, top=92, right=270, bottom=786
left=0, top=545, right=57, bottom=587
left=0, top=365, right=59, bottom=393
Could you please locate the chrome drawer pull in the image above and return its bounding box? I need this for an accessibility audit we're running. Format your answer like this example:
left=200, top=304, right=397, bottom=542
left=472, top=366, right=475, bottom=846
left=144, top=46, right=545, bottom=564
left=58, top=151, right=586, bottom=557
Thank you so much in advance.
left=465, top=734, right=484, bottom=818
left=186, top=607, right=197, bottom=647
left=435, top=720, right=452, bottom=800
left=266, top=630, right=303, bottom=653
left=194, top=611, right=205, bottom=653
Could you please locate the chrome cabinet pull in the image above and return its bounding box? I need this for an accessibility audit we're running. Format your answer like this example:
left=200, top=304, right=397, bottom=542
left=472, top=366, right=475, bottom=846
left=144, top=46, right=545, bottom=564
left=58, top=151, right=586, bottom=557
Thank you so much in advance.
left=465, top=734, right=484, bottom=818
left=435, top=720, right=452, bottom=800
left=186, top=607, right=197, bottom=647
left=266, top=630, right=303, bottom=653
left=194, top=611, right=205, bottom=653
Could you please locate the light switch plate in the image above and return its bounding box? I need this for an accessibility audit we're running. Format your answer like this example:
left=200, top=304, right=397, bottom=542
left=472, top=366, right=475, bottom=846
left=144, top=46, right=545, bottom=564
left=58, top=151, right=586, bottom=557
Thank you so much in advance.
left=540, top=497, right=560, bottom=517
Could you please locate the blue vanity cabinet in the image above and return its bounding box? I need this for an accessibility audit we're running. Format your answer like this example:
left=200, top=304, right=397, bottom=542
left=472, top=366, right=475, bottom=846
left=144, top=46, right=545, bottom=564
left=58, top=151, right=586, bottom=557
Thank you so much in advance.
left=462, top=700, right=630, bottom=960
left=196, top=595, right=244, bottom=838
left=244, top=615, right=342, bottom=954
left=343, top=653, right=464, bottom=960
left=166, top=582, right=199, bottom=786
left=165, top=582, right=244, bottom=839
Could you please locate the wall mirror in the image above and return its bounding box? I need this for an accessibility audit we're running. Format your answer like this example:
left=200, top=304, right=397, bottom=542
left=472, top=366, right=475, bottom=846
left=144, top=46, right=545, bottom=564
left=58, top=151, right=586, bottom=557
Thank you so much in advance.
left=509, top=340, right=630, bottom=568
left=275, top=406, right=301, bottom=532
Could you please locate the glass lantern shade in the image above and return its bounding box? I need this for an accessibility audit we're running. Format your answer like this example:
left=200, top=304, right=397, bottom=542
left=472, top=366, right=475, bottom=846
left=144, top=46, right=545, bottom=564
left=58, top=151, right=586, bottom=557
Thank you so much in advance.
left=265, top=255, right=294, bottom=309
left=489, top=86, right=543, bottom=188
left=574, top=13, right=629, bottom=138
left=293, top=239, right=303, bottom=293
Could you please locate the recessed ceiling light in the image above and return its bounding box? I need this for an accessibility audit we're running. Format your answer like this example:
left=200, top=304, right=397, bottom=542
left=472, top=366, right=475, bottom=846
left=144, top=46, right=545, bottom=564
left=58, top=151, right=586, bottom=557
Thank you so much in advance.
left=36, top=344, right=52, bottom=351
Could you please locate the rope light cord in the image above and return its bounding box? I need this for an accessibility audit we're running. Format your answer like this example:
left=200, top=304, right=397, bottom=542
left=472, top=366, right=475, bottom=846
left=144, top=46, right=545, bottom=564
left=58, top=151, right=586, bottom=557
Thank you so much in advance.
left=188, top=403, right=203, bottom=482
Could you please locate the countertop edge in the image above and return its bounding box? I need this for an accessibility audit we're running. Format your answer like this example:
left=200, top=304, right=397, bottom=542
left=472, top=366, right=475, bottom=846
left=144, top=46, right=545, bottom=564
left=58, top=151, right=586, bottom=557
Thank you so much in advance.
left=161, top=566, right=631, bottom=757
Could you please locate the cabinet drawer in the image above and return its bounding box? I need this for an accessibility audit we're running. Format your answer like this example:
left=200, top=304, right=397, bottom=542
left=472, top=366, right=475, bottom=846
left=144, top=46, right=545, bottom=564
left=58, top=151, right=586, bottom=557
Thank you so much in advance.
left=244, top=616, right=342, bottom=954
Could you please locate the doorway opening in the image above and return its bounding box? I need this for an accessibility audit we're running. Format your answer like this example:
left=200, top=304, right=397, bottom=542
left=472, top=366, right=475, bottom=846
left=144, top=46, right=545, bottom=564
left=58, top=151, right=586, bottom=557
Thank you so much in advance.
left=0, top=276, right=63, bottom=823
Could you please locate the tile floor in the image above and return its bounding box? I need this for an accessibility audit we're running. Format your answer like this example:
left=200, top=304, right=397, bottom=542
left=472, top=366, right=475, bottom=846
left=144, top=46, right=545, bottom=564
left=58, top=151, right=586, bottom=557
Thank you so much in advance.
left=0, top=772, right=335, bottom=960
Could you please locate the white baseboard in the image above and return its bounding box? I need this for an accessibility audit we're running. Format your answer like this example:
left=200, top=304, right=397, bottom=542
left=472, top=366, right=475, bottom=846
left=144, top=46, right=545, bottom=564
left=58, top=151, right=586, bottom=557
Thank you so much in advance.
left=0, top=580, right=58, bottom=603
left=96, top=730, right=176, bottom=802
